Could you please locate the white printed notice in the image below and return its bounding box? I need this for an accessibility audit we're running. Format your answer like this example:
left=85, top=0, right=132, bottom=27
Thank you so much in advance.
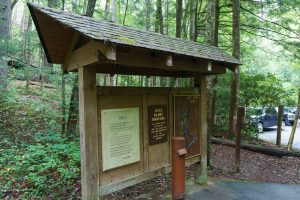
left=101, top=107, right=140, bottom=171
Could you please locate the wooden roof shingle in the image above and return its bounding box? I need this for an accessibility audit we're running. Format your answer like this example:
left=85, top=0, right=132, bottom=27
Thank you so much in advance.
left=28, top=3, right=240, bottom=66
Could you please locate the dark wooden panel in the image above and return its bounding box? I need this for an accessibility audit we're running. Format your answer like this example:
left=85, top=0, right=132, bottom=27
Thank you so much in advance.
left=174, top=95, right=200, bottom=158
left=148, top=105, right=168, bottom=145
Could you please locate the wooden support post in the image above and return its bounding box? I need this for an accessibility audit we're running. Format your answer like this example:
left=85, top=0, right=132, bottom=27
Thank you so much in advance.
left=194, top=75, right=207, bottom=185
left=235, top=106, right=245, bottom=173
left=276, top=105, right=283, bottom=146
left=78, top=66, right=99, bottom=200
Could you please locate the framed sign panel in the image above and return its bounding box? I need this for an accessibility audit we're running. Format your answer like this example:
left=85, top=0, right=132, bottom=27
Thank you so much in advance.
left=101, top=107, right=140, bottom=171
left=174, top=95, right=200, bottom=158
left=148, top=105, right=168, bottom=145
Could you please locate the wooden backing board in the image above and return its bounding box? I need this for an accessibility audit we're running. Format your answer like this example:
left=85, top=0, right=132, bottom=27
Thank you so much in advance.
left=97, top=86, right=202, bottom=195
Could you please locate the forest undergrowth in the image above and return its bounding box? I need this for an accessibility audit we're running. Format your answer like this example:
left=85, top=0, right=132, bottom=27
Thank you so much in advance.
left=0, top=83, right=81, bottom=199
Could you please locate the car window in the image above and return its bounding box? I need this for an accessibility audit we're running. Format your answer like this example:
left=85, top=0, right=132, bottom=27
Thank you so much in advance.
left=266, top=107, right=277, bottom=115
left=247, top=108, right=263, bottom=116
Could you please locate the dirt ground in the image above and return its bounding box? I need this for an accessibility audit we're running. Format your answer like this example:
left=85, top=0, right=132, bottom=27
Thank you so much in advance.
left=103, top=144, right=300, bottom=199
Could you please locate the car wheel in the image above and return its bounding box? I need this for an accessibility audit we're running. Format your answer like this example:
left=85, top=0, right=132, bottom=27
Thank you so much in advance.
left=281, top=121, right=286, bottom=130
left=290, top=121, right=294, bottom=126
left=257, top=122, right=263, bottom=133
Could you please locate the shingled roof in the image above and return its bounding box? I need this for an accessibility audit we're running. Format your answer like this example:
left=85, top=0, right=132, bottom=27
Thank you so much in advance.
left=28, top=3, right=240, bottom=66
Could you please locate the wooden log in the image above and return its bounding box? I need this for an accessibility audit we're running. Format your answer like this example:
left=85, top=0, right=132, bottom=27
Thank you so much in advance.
left=276, top=105, right=283, bottom=146
left=211, top=137, right=300, bottom=158
left=29, top=81, right=56, bottom=89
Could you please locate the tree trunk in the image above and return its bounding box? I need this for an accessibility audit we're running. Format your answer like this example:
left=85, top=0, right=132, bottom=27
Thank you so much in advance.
left=66, top=0, right=96, bottom=137
left=213, top=0, right=220, bottom=47
left=145, top=0, right=151, bottom=31
left=211, top=0, right=220, bottom=134
left=11, top=0, right=18, bottom=9
left=23, top=16, right=33, bottom=90
left=72, top=0, right=78, bottom=13
left=61, top=74, right=66, bottom=135
left=228, top=0, right=240, bottom=138
left=86, top=0, right=97, bottom=17
left=155, top=0, right=164, bottom=34
left=66, top=76, right=79, bottom=137
left=205, top=0, right=214, bottom=168
left=48, top=0, right=59, bottom=8
left=0, top=0, right=11, bottom=92
left=165, top=0, right=169, bottom=34
left=182, top=1, right=189, bottom=39
left=105, top=0, right=111, bottom=20
left=111, top=0, right=116, bottom=22
left=189, top=0, right=196, bottom=41
left=123, top=0, right=129, bottom=25
left=287, top=90, right=300, bottom=151
left=175, top=0, right=183, bottom=37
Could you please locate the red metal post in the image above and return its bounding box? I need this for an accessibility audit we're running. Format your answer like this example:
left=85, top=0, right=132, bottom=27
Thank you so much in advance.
left=172, top=137, right=187, bottom=200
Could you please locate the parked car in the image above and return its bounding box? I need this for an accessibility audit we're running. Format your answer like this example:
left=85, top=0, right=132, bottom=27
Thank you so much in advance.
left=283, top=107, right=296, bottom=125
left=247, top=107, right=289, bottom=133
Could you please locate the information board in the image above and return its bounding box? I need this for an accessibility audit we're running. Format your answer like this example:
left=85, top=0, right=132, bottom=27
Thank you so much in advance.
left=148, top=105, right=168, bottom=145
left=174, top=95, right=200, bottom=157
left=101, top=107, right=140, bottom=171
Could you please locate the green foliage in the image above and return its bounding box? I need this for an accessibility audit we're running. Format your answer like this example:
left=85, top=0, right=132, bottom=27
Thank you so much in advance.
left=0, top=85, right=80, bottom=199
left=241, top=125, right=258, bottom=139
left=240, top=72, right=296, bottom=108
left=214, top=73, right=231, bottom=133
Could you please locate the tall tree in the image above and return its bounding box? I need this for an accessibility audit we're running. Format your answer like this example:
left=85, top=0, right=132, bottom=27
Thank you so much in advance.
left=228, top=0, right=241, bottom=138
left=86, top=0, right=97, bottom=17
left=105, top=0, right=111, bottom=20
left=288, top=89, right=300, bottom=151
left=123, top=0, right=129, bottom=25
left=48, top=0, right=59, bottom=8
left=0, top=0, right=11, bottom=92
left=111, top=0, right=116, bottom=22
left=175, top=0, right=183, bottom=37
left=189, top=0, right=197, bottom=41
left=66, top=0, right=97, bottom=137
left=155, top=0, right=164, bottom=34
left=145, top=0, right=151, bottom=31
left=210, top=0, right=220, bottom=133
left=205, top=0, right=214, bottom=169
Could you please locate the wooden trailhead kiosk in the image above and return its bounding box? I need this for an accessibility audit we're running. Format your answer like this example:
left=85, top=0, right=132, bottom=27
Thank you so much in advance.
left=28, top=3, right=240, bottom=199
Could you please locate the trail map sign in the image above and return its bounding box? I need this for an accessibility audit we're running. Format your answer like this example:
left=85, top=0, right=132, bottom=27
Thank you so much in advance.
left=148, top=105, right=168, bottom=145
left=174, top=95, right=200, bottom=157
left=101, top=107, right=140, bottom=171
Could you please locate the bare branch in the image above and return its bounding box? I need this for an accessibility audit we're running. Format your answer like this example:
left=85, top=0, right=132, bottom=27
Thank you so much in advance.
left=241, top=6, right=300, bottom=37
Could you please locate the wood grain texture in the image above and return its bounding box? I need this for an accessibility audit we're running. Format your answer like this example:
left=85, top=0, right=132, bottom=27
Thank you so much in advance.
left=96, top=87, right=201, bottom=195
left=67, top=41, right=116, bottom=72
left=147, top=95, right=170, bottom=171
left=194, top=75, right=207, bottom=185
left=97, top=95, right=144, bottom=186
left=78, top=66, right=99, bottom=199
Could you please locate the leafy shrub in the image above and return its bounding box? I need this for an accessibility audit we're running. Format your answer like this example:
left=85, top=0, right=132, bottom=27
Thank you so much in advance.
left=0, top=85, right=80, bottom=199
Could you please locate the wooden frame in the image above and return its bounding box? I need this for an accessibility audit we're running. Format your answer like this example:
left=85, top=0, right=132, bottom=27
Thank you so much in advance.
left=96, top=86, right=203, bottom=195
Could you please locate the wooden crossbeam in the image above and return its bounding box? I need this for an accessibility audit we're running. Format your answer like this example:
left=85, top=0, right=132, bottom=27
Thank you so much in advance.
left=65, top=41, right=228, bottom=75
left=66, top=40, right=116, bottom=72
